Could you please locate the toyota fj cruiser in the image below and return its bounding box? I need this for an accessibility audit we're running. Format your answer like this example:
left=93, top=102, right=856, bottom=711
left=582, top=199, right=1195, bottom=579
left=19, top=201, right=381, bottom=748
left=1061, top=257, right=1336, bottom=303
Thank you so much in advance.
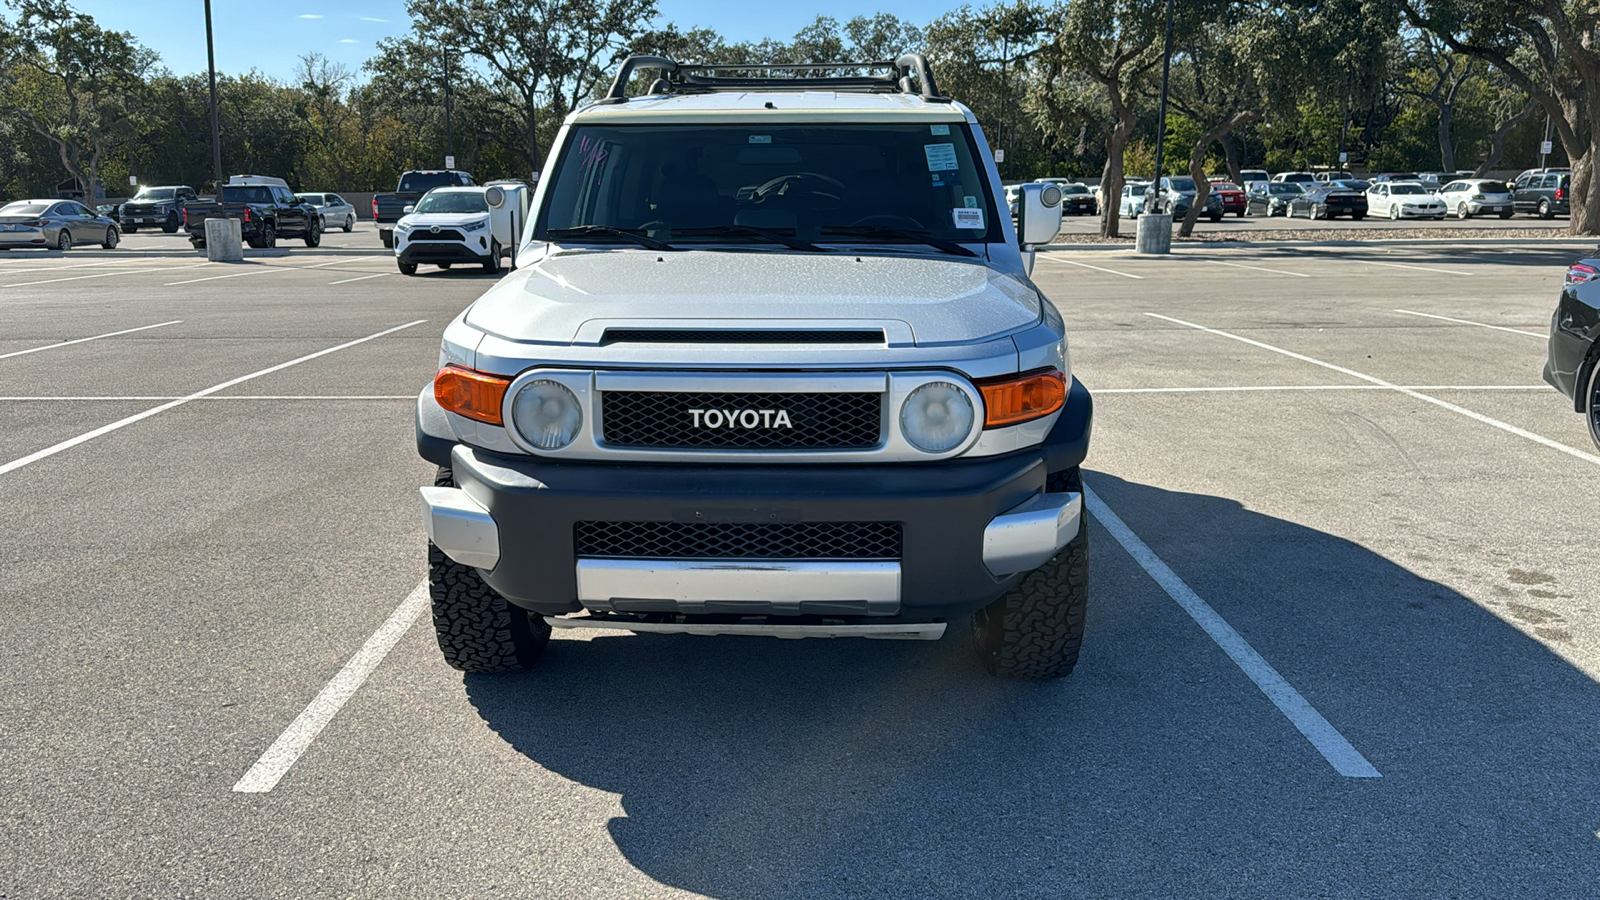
left=415, top=55, right=1093, bottom=680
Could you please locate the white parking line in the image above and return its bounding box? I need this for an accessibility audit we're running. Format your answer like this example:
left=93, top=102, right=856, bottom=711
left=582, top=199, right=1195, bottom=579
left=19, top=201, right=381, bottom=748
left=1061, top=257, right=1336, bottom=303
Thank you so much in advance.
left=1085, top=486, right=1381, bottom=778
left=1096, top=384, right=1549, bottom=394
left=233, top=580, right=431, bottom=793
left=0, top=320, right=426, bottom=477
left=1034, top=255, right=1144, bottom=279
left=1203, top=259, right=1310, bottom=278
left=1392, top=308, right=1545, bottom=338
left=1336, top=258, right=1468, bottom=276
left=328, top=272, right=392, bottom=285
left=5, top=265, right=210, bottom=287
left=1146, top=312, right=1600, bottom=467
left=0, top=320, right=182, bottom=361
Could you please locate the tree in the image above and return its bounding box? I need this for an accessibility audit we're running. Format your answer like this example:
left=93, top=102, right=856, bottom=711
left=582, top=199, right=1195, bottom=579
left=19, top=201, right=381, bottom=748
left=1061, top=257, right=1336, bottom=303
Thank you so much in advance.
left=0, top=0, right=156, bottom=200
left=1404, top=0, right=1600, bottom=233
left=1394, top=34, right=1476, bottom=171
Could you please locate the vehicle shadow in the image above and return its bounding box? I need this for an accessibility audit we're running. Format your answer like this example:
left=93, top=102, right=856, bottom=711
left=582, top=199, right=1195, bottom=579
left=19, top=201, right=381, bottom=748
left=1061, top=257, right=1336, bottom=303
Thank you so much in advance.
left=462, top=473, right=1600, bottom=898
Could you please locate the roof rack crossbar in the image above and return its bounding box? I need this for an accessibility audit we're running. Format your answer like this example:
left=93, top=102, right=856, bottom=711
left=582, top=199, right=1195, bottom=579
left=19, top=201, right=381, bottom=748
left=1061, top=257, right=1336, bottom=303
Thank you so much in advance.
left=598, top=52, right=949, bottom=104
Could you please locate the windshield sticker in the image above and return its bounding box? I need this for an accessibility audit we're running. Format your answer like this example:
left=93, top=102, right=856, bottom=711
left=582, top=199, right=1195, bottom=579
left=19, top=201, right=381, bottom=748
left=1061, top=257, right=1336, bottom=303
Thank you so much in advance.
left=930, top=124, right=950, bottom=135
left=953, top=208, right=985, bottom=229
left=963, top=195, right=979, bottom=208
left=931, top=173, right=949, bottom=187
left=748, top=135, right=772, bottom=144
left=924, top=143, right=959, bottom=172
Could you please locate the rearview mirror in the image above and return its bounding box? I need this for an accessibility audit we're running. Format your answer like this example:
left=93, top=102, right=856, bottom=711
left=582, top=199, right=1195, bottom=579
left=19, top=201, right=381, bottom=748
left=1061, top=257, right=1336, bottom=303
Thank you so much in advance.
left=1017, top=182, right=1063, bottom=248
left=403, top=205, right=415, bottom=214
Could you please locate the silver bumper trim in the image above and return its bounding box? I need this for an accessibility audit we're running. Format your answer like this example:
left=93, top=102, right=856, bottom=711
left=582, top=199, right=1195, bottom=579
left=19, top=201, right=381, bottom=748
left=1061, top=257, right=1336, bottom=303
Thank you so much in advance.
left=419, top=486, right=500, bottom=570
left=547, top=616, right=945, bottom=641
left=982, top=490, right=1083, bottom=576
left=575, top=559, right=900, bottom=615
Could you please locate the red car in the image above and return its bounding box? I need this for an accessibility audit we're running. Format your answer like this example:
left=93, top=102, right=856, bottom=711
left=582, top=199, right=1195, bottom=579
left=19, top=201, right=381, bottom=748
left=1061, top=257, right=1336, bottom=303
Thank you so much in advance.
left=1212, top=182, right=1246, bottom=217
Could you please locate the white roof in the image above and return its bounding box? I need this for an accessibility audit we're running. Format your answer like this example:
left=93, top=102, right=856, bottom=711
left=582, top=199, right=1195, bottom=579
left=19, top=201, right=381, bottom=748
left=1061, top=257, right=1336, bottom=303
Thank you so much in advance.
left=572, top=91, right=971, bottom=125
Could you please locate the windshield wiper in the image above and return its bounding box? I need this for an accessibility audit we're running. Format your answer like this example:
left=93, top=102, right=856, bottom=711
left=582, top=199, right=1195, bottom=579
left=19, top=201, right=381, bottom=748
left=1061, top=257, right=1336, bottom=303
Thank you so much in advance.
left=818, top=225, right=978, bottom=258
left=546, top=225, right=676, bottom=251
left=670, top=225, right=828, bottom=253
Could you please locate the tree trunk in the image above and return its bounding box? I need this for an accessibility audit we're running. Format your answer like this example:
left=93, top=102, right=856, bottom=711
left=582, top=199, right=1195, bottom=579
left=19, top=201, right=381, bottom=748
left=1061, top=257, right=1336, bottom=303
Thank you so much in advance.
left=1475, top=99, right=1537, bottom=177
left=1221, top=132, right=1242, bottom=187
left=1437, top=104, right=1455, bottom=171
left=1098, top=89, right=1136, bottom=239
left=1571, top=151, right=1597, bottom=235
left=1178, top=111, right=1261, bottom=238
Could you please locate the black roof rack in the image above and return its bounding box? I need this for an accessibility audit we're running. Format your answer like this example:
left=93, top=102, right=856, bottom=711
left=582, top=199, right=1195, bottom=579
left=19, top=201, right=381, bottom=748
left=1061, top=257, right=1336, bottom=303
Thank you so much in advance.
left=599, top=53, right=949, bottom=105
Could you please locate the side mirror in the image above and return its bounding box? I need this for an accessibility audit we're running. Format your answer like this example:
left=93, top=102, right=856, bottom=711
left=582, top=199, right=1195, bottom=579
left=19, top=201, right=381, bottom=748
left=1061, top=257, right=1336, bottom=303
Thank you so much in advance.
left=403, top=204, right=415, bottom=214
left=1017, top=183, right=1063, bottom=248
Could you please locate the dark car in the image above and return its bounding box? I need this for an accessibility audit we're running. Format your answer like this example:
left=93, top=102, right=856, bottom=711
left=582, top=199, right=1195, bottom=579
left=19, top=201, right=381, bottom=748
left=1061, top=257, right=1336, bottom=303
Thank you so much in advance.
left=1286, top=185, right=1368, bottom=220
left=183, top=179, right=321, bottom=249
left=1545, top=254, right=1600, bottom=449
left=1056, top=183, right=1098, bottom=216
left=1245, top=182, right=1303, bottom=216
left=1513, top=171, right=1570, bottom=218
left=1154, top=175, right=1224, bottom=221
left=121, top=185, right=198, bottom=233
left=1212, top=182, right=1246, bottom=217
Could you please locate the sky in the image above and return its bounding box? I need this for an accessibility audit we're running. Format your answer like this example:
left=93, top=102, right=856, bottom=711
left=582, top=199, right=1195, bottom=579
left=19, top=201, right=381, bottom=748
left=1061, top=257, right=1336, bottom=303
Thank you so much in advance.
left=69, top=0, right=949, bottom=83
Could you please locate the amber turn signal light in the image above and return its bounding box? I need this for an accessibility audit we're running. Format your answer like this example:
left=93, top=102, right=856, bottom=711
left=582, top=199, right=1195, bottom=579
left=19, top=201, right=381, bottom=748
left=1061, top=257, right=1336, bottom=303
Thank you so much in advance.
left=434, top=365, right=511, bottom=425
left=978, top=369, right=1066, bottom=428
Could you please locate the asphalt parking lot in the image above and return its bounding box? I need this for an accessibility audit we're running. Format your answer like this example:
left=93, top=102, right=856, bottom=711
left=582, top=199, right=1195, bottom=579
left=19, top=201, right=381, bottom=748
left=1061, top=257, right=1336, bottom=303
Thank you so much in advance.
left=2, top=232, right=1599, bottom=897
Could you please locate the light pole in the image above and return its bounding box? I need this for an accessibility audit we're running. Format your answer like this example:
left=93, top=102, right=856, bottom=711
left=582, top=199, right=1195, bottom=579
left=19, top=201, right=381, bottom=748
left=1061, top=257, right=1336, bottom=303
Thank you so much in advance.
left=203, top=0, right=224, bottom=194
left=1137, top=0, right=1176, bottom=253
left=443, top=46, right=454, bottom=167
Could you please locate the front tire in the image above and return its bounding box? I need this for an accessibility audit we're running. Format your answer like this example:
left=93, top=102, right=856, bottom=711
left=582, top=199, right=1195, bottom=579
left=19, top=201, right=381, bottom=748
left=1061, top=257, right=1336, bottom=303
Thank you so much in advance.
left=398, top=259, right=417, bottom=276
left=483, top=241, right=502, bottom=275
left=972, top=480, right=1089, bottom=681
left=102, top=227, right=118, bottom=250
left=163, top=212, right=179, bottom=233
left=343, top=215, right=354, bottom=233
left=429, top=467, right=550, bottom=672
left=304, top=218, right=321, bottom=248
left=1585, top=351, right=1600, bottom=452
left=1389, top=205, right=1400, bottom=220
left=1457, top=202, right=1471, bottom=219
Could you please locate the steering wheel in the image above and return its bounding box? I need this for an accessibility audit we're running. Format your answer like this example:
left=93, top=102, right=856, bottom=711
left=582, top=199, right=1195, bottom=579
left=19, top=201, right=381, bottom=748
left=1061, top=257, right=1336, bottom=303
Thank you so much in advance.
left=753, top=172, right=845, bottom=201
left=846, top=214, right=927, bottom=230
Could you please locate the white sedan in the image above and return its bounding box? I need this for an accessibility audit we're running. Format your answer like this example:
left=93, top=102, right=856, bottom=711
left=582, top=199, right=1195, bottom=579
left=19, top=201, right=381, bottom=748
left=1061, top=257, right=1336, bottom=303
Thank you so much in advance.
left=295, top=192, right=357, bottom=232
left=1366, top=182, right=1446, bottom=220
left=1435, top=178, right=1514, bottom=219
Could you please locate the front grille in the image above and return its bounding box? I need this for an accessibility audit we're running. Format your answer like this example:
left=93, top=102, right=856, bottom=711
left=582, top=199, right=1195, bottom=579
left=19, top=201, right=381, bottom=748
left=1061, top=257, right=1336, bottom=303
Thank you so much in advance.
left=601, top=329, right=884, bottom=345
left=412, top=228, right=466, bottom=241
left=601, top=391, right=881, bottom=449
left=575, top=521, right=902, bottom=560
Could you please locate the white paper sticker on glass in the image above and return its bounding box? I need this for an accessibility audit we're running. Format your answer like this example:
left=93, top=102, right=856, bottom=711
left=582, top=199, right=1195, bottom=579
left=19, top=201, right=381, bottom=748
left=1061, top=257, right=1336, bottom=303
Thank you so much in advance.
left=953, top=208, right=985, bottom=229
left=930, top=124, right=950, bottom=135
left=924, top=143, right=958, bottom=171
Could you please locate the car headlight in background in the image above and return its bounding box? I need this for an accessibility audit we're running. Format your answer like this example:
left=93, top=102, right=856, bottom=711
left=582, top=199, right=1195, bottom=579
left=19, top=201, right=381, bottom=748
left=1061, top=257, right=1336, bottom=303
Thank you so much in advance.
left=899, top=382, right=974, bottom=453
left=512, top=380, right=582, bottom=450
left=395, top=220, right=413, bottom=233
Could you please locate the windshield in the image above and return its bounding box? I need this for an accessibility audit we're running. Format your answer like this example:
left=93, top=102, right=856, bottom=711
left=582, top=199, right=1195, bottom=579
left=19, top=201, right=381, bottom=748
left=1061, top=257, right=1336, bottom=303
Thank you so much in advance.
left=400, top=172, right=463, bottom=192
left=414, top=191, right=488, bottom=214
left=1214, top=183, right=1240, bottom=191
left=221, top=186, right=273, bottom=203
left=296, top=194, right=325, bottom=205
left=1390, top=184, right=1427, bottom=195
left=133, top=188, right=175, bottom=201
left=0, top=202, right=50, bottom=216
left=1061, top=185, right=1090, bottom=195
left=538, top=122, right=1001, bottom=246
left=1166, top=177, right=1197, bottom=191
left=1269, top=184, right=1302, bottom=195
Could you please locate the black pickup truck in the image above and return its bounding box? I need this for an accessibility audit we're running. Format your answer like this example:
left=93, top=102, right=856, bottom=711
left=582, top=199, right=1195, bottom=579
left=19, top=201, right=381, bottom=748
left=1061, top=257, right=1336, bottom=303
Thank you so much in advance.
left=184, top=182, right=321, bottom=249
left=373, top=169, right=476, bottom=248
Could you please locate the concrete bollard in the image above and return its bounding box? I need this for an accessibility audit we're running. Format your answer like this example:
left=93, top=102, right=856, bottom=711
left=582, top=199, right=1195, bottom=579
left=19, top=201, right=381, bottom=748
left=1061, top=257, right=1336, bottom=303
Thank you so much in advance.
left=204, top=217, right=244, bottom=262
left=1135, top=213, right=1173, bottom=254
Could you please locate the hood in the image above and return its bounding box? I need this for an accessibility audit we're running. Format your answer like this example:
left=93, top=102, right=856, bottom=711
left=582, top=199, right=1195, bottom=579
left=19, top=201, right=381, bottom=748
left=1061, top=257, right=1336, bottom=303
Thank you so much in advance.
left=465, top=248, right=1041, bottom=347
left=399, top=212, right=488, bottom=228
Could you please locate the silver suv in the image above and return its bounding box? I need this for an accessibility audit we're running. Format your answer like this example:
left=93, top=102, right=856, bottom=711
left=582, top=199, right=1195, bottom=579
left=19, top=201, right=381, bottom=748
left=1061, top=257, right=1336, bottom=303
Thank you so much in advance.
left=415, top=55, right=1093, bottom=680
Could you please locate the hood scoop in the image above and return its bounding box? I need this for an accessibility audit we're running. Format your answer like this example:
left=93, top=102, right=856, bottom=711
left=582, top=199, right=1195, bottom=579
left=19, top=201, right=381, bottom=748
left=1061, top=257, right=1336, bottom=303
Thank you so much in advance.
left=600, top=328, right=886, bottom=346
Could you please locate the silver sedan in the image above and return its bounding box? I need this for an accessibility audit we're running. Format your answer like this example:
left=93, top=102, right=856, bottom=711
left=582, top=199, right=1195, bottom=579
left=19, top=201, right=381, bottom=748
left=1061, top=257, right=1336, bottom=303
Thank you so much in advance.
left=0, top=199, right=121, bottom=251
left=295, top=192, right=357, bottom=233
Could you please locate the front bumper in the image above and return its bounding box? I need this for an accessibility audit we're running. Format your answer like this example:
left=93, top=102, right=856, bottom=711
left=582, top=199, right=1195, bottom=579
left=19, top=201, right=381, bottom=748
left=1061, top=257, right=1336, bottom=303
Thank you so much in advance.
left=1396, top=205, right=1445, bottom=218
left=419, top=380, right=1093, bottom=620
left=397, top=239, right=491, bottom=264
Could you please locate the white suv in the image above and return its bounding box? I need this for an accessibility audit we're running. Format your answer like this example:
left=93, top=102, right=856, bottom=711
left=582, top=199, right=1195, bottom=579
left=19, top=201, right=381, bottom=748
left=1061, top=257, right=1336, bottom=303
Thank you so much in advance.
left=394, top=186, right=501, bottom=275
left=414, top=54, right=1093, bottom=681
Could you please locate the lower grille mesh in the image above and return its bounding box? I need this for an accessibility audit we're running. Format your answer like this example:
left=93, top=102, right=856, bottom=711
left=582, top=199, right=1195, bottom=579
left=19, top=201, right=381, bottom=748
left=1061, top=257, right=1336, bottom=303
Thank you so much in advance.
left=574, top=521, right=902, bottom=560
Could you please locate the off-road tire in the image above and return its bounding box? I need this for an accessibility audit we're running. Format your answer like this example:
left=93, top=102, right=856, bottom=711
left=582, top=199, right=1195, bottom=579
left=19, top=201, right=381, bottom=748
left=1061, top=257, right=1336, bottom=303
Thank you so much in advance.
left=398, top=259, right=418, bottom=276
left=972, top=472, right=1089, bottom=681
left=163, top=213, right=180, bottom=233
left=429, top=467, right=550, bottom=672
left=304, top=217, right=321, bottom=248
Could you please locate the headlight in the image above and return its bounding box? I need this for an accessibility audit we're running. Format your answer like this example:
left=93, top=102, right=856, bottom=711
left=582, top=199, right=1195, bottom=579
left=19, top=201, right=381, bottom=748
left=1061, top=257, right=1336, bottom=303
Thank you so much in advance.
left=899, top=382, right=974, bottom=454
left=395, top=220, right=412, bottom=233
left=463, top=218, right=489, bottom=232
left=511, top=380, right=582, bottom=450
